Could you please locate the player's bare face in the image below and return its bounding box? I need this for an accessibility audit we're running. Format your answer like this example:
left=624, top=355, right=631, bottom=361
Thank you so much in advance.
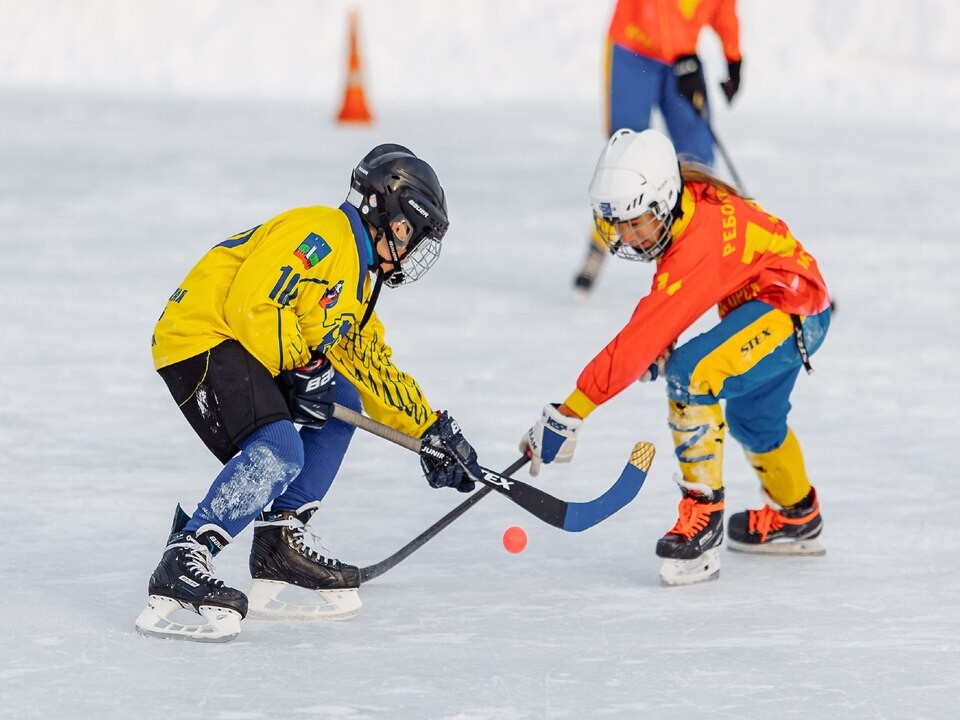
left=376, top=218, right=413, bottom=272
left=616, top=211, right=661, bottom=252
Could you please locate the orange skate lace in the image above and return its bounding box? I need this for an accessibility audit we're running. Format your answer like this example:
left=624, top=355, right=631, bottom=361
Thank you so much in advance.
left=668, top=495, right=725, bottom=539
left=747, top=503, right=820, bottom=542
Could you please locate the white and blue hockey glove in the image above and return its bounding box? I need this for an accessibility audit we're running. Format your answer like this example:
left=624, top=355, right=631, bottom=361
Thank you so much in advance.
left=520, top=403, right=583, bottom=477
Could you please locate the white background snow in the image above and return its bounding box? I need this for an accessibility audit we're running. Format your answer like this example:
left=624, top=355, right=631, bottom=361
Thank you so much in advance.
left=2, top=1, right=959, bottom=718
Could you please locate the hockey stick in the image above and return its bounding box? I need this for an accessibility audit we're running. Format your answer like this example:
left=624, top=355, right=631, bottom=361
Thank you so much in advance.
left=359, top=455, right=529, bottom=583
left=698, top=108, right=747, bottom=194
left=331, top=403, right=655, bottom=533
left=705, top=121, right=746, bottom=194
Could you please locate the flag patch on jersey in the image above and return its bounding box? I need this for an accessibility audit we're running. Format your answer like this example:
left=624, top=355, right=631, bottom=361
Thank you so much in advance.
left=294, top=233, right=331, bottom=269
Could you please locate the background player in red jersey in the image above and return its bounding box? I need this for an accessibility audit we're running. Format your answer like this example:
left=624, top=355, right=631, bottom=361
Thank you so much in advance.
left=575, top=0, right=743, bottom=293
left=524, top=128, right=831, bottom=586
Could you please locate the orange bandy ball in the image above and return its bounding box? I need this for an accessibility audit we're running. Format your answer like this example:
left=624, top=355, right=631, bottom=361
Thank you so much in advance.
left=502, top=526, right=527, bottom=553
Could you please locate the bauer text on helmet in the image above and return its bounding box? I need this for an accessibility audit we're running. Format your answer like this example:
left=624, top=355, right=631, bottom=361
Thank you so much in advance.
left=347, top=148, right=449, bottom=287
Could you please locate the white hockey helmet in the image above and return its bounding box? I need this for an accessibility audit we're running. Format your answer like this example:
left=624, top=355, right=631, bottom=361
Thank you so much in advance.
left=589, top=128, right=682, bottom=262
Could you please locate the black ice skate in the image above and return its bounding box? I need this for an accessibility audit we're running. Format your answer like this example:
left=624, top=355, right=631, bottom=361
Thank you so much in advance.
left=135, top=526, right=248, bottom=643
left=727, top=487, right=825, bottom=555
left=247, top=502, right=362, bottom=620
left=656, top=481, right=725, bottom=586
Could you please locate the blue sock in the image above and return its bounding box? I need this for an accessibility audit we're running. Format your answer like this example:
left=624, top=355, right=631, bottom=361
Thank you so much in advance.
left=185, top=420, right=304, bottom=538
left=271, top=375, right=360, bottom=512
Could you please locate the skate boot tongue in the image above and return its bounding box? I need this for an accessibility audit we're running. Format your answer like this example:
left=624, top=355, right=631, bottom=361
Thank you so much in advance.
left=260, top=499, right=321, bottom=526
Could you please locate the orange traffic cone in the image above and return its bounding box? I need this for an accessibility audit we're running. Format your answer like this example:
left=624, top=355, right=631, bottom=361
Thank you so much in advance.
left=336, top=9, right=373, bottom=124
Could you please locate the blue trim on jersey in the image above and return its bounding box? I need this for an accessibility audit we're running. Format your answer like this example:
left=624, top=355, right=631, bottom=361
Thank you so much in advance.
left=215, top=225, right=261, bottom=249
left=340, top=202, right=374, bottom=302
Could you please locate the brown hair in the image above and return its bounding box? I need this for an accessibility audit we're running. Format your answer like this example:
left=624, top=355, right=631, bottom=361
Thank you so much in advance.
left=680, top=162, right=749, bottom=202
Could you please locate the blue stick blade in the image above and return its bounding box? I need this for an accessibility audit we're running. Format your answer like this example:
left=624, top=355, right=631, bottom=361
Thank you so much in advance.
left=561, top=442, right=655, bottom=532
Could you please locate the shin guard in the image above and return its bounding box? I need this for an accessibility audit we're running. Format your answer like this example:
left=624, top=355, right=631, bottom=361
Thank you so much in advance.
left=668, top=401, right=725, bottom=491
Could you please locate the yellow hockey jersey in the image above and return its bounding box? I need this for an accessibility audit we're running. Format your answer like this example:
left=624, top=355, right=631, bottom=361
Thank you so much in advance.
left=152, top=202, right=435, bottom=436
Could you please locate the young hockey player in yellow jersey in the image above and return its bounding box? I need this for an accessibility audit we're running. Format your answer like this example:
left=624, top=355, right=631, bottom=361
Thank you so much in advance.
left=136, top=145, right=483, bottom=642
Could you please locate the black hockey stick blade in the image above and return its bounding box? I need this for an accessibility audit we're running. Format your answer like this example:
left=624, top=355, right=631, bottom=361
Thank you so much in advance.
left=359, top=455, right=528, bottom=584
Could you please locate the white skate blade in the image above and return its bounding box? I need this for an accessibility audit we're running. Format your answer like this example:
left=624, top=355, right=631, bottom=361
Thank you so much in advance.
left=727, top=535, right=826, bottom=556
left=247, top=579, right=362, bottom=621
left=659, top=548, right=721, bottom=587
left=135, top=595, right=242, bottom=643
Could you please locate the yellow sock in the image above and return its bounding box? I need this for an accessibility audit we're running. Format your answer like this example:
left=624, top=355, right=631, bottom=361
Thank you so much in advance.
left=743, top=428, right=811, bottom=507
left=668, top=401, right=725, bottom=490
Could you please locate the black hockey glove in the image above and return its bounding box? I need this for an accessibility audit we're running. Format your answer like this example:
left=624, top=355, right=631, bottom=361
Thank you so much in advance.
left=721, top=59, right=742, bottom=102
left=277, top=351, right=335, bottom=427
left=419, top=411, right=482, bottom=493
left=672, top=54, right=707, bottom=112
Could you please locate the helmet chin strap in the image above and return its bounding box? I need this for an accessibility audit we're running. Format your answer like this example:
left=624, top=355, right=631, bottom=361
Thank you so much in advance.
left=355, top=223, right=393, bottom=332
left=357, top=268, right=384, bottom=332
left=370, top=200, right=407, bottom=288
left=374, top=228, right=405, bottom=287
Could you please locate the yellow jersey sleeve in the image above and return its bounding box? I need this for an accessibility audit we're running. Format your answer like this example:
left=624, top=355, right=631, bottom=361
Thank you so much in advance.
left=327, top=309, right=435, bottom=438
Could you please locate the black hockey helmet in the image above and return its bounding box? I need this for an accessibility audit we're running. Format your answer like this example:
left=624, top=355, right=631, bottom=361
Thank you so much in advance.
left=346, top=145, right=449, bottom=288
left=349, top=143, right=415, bottom=196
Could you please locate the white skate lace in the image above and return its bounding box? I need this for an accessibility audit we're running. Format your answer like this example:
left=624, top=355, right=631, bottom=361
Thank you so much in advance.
left=291, top=524, right=341, bottom=569
left=254, top=515, right=344, bottom=569
left=173, top=538, right=225, bottom=588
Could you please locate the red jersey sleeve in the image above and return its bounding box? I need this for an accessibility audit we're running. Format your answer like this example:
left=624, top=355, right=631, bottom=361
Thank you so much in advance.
left=709, top=0, right=742, bottom=62
left=568, top=196, right=721, bottom=416
left=563, top=184, right=829, bottom=418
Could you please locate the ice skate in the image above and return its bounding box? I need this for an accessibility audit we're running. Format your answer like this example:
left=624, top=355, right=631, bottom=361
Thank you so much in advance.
left=135, top=527, right=248, bottom=643
left=727, top=487, right=825, bottom=555
left=248, top=502, right=362, bottom=621
left=656, top=481, right=725, bottom=586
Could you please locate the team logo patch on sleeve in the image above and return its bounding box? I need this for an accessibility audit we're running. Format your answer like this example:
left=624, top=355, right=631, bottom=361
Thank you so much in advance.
left=319, top=280, right=344, bottom=309
left=294, top=233, right=332, bottom=269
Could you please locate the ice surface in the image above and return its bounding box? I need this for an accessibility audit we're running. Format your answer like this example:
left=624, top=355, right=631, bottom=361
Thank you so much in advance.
left=1, top=2, right=959, bottom=718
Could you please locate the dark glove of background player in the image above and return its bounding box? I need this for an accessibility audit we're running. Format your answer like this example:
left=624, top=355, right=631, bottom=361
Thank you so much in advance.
left=672, top=54, right=707, bottom=112
left=721, top=59, right=742, bottom=102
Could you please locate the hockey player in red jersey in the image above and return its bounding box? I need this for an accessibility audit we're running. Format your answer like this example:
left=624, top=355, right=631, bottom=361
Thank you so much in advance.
left=522, top=128, right=831, bottom=586
left=574, top=0, right=744, bottom=294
